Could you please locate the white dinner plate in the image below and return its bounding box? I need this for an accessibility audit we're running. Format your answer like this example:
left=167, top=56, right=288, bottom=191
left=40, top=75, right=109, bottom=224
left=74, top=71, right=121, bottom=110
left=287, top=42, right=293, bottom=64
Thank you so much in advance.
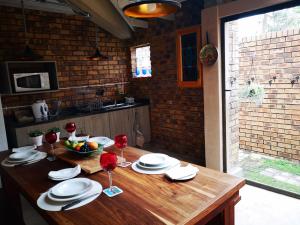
left=47, top=185, right=93, bottom=202
left=50, top=178, right=92, bottom=198
left=12, top=145, right=36, bottom=153
left=37, top=180, right=102, bottom=211
left=139, top=153, right=169, bottom=167
left=88, top=136, right=114, bottom=148
left=132, top=158, right=180, bottom=175
left=136, top=159, right=171, bottom=170
left=8, top=150, right=39, bottom=162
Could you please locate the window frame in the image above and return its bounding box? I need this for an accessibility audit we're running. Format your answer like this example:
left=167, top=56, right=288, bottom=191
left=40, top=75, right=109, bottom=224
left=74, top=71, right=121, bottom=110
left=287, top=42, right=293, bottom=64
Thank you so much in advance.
left=176, top=25, right=203, bottom=88
left=131, top=44, right=152, bottom=79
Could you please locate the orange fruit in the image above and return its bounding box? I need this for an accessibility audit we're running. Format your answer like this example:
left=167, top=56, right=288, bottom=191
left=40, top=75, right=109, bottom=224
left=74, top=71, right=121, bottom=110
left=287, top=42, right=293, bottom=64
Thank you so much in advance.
left=87, top=142, right=98, bottom=150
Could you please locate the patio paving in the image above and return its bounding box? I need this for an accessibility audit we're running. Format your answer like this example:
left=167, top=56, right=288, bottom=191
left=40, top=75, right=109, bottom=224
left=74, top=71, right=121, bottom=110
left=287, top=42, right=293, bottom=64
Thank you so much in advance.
left=229, top=150, right=300, bottom=195
left=236, top=185, right=300, bottom=225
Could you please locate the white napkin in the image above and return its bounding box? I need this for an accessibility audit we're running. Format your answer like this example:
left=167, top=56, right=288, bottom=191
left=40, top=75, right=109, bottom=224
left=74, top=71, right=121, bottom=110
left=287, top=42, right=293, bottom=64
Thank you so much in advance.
left=12, top=145, right=37, bottom=153
left=165, top=164, right=199, bottom=180
left=48, top=165, right=81, bottom=179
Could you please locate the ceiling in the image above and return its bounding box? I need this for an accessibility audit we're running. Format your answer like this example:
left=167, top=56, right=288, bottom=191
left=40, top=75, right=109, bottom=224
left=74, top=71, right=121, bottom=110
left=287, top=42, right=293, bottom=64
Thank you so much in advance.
left=0, top=0, right=187, bottom=39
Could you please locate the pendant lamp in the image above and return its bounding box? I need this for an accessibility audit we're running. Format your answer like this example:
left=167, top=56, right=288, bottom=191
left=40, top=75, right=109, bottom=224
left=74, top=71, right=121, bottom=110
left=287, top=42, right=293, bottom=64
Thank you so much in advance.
left=88, top=26, right=108, bottom=60
left=18, top=0, right=42, bottom=61
left=123, top=0, right=181, bottom=18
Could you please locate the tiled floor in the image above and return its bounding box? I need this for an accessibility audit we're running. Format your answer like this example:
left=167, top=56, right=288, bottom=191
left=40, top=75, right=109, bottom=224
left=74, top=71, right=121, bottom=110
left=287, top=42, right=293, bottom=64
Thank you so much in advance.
left=236, top=185, right=300, bottom=225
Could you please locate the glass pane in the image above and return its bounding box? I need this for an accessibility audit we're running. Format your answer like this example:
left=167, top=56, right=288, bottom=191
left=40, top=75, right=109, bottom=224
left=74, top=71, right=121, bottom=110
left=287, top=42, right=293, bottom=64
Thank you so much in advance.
left=181, top=33, right=198, bottom=81
left=134, top=46, right=151, bottom=78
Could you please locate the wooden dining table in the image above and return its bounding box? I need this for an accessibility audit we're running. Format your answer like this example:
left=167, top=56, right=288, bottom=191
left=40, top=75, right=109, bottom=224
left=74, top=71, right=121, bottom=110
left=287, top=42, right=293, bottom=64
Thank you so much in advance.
left=0, top=143, right=245, bottom=225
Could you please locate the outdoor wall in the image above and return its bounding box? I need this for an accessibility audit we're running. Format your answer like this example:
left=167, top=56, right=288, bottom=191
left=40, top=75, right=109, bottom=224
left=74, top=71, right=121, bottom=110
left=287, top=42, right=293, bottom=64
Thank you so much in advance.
left=0, top=6, right=130, bottom=116
left=238, top=29, right=300, bottom=161
left=225, top=21, right=240, bottom=169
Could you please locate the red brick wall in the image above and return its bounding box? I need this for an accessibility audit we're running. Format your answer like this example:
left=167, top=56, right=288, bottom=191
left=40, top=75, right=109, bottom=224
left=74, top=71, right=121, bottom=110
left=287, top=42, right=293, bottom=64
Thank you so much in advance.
left=128, top=0, right=205, bottom=164
left=238, top=29, right=300, bottom=161
left=0, top=6, right=130, bottom=115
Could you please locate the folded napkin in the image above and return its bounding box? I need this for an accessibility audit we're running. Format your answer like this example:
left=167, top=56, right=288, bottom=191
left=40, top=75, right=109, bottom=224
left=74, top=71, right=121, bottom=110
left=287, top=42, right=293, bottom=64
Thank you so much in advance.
left=48, top=165, right=81, bottom=179
left=12, top=145, right=37, bottom=153
left=165, top=164, right=199, bottom=180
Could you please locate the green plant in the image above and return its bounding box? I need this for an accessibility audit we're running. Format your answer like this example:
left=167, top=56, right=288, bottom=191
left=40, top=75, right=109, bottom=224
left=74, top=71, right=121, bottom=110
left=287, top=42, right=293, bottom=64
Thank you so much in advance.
left=239, top=82, right=265, bottom=105
left=48, top=127, right=60, bottom=133
left=28, top=130, right=43, bottom=137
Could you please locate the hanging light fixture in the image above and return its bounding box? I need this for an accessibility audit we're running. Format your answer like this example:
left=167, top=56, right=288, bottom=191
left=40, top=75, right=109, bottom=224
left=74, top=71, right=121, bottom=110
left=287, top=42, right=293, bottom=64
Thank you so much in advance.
left=123, top=0, right=181, bottom=18
left=88, top=25, right=108, bottom=60
left=18, top=0, right=42, bottom=61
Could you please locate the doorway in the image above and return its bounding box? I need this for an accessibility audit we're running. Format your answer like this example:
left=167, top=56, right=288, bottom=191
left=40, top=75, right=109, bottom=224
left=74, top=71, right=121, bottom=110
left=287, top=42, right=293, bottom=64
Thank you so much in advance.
left=222, top=1, right=300, bottom=198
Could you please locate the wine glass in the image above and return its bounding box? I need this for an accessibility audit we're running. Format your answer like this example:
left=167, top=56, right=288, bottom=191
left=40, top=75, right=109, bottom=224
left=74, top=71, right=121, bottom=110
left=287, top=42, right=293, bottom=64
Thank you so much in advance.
left=100, top=152, right=117, bottom=194
left=65, top=122, right=76, bottom=140
left=115, top=134, right=131, bottom=167
left=45, top=131, right=57, bottom=161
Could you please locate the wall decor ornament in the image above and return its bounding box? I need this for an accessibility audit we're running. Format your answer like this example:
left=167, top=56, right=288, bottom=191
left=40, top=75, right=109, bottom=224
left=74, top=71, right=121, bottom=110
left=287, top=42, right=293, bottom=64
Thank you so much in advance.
left=199, top=32, right=218, bottom=66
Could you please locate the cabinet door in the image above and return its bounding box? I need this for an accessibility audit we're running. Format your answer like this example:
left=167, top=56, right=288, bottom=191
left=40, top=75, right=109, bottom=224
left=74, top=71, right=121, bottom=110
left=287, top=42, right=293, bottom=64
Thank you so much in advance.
left=134, top=106, right=151, bottom=143
left=109, top=109, right=135, bottom=146
left=84, top=113, right=110, bottom=137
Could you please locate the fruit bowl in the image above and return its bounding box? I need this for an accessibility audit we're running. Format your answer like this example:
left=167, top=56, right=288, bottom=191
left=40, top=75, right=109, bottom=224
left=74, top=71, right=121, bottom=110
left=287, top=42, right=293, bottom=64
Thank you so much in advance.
left=64, top=140, right=103, bottom=157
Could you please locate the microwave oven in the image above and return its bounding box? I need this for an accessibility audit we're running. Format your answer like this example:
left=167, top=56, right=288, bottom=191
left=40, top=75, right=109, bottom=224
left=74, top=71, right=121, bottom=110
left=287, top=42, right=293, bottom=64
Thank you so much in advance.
left=13, top=72, right=51, bottom=92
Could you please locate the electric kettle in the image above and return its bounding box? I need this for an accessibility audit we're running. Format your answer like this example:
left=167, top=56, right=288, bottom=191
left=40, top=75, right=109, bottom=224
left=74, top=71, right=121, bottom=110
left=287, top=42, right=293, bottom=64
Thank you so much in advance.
left=32, top=100, right=49, bottom=120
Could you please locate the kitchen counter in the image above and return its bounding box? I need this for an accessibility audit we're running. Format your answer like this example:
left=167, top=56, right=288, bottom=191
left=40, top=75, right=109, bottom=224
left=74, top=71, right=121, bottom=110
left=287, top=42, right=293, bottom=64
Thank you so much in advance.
left=5, top=101, right=151, bottom=148
left=5, top=99, right=149, bottom=128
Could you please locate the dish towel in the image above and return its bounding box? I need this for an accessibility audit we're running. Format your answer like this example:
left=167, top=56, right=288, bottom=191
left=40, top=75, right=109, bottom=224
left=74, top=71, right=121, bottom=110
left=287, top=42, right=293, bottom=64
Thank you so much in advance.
left=165, top=164, right=199, bottom=180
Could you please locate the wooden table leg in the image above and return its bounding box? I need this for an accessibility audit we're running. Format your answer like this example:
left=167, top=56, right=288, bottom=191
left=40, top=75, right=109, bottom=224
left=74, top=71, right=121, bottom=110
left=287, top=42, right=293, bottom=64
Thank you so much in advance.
left=224, top=192, right=241, bottom=225
left=1, top=175, right=26, bottom=225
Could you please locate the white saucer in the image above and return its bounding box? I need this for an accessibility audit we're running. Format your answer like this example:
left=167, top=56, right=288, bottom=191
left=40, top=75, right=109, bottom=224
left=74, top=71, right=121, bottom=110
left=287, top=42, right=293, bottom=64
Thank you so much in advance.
left=37, top=180, right=102, bottom=211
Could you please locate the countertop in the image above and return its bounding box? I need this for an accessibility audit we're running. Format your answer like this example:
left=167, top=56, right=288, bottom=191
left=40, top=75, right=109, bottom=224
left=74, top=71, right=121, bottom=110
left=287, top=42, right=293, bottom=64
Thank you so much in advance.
left=5, top=99, right=149, bottom=128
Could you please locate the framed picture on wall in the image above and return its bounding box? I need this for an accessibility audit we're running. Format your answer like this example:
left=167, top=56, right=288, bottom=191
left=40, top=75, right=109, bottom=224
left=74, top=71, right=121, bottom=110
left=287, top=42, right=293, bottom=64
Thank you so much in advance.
left=176, top=25, right=202, bottom=88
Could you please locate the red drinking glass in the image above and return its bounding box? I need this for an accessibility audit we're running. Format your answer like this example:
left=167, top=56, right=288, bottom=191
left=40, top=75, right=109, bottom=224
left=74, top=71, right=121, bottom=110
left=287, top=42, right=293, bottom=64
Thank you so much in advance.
left=45, top=131, right=57, bottom=161
left=115, top=134, right=127, bottom=149
left=114, top=134, right=130, bottom=167
left=65, top=122, right=76, bottom=133
left=100, top=152, right=117, bottom=192
left=65, top=122, right=76, bottom=139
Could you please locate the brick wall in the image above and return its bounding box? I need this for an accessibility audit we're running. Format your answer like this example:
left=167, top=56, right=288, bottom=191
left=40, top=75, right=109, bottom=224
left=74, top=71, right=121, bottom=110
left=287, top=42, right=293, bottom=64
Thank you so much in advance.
left=0, top=6, right=130, bottom=115
left=128, top=0, right=205, bottom=165
left=238, top=29, right=300, bottom=161
left=225, top=21, right=240, bottom=169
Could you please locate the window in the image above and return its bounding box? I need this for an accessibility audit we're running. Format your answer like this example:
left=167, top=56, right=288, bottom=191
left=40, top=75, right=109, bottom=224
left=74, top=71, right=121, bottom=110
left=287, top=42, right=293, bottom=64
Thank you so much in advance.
left=176, top=26, right=202, bottom=88
left=131, top=45, right=152, bottom=78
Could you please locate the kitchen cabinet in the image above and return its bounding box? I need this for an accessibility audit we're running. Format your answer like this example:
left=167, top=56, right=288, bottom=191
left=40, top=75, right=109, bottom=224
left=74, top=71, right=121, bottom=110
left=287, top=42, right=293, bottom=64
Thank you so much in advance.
left=109, top=109, right=135, bottom=146
left=7, top=105, right=150, bottom=148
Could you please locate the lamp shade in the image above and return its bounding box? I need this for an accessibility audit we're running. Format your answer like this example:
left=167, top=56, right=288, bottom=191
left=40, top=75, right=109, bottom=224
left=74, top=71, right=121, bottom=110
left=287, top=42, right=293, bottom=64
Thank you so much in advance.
left=123, top=0, right=181, bottom=18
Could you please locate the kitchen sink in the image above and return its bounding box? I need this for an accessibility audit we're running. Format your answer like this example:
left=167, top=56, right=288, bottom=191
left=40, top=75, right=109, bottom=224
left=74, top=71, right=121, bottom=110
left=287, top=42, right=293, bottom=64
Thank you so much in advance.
left=102, top=103, right=131, bottom=110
